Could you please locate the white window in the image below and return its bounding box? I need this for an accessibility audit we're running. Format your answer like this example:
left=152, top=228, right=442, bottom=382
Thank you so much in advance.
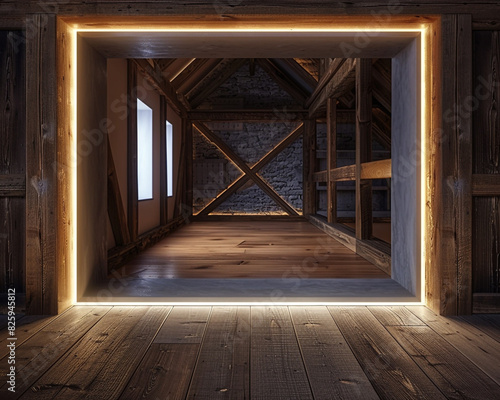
left=166, top=120, right=173, bottom=197
left=137, top=99, right=153, bottom=200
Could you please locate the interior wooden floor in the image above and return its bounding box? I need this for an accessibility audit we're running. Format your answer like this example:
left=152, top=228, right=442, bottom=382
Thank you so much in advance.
left=117, top=221, right=389, bottom=279
left=1, top=306, right=499, bottom=399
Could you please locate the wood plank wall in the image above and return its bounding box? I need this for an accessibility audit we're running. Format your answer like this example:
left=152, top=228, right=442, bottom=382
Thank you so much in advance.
left=472, top=30, right=500, bottom=313
left=0, top=30, right=25, bottom=294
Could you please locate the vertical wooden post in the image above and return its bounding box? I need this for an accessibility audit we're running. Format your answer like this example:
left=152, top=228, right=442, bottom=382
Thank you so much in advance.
left=127, top=60, right=138, bottom=240
left=26, top=14, right=58, bottom=314
left=327, top=98, right=337, bottom=223
left=159, top=95, right=168, bottom=225
left=436, top=14, right=472, bottom=315
left=303, top=119, right=317, bottom=216
left=355, top=58, right=373, bottom=240
left=185, top=119, right=193, bottom=212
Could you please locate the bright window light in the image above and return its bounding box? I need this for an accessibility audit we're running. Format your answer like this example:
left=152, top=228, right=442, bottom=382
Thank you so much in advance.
left=166, top=120, right=173, bottom=197
left=137, top=99, right=153, bottom=200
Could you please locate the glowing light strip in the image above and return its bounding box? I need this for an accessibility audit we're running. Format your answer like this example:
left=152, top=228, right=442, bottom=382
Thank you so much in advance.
left=71, top=26, right=78, bottom=305
left=67, top=21, right=431, bottom=307
left=76, top=301, right=424, bottom=306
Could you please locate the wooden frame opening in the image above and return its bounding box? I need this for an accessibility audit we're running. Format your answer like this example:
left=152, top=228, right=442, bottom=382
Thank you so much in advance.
left=50, top=15, right=440, bottom=309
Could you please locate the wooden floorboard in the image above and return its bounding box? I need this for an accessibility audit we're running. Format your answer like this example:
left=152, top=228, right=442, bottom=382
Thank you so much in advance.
left=251, top=306, right=313, bottom=400
left=114, top=221, right=389, bottom=280
left=290, top=306, right=380, bottom=399
left=3, top=305, right=499, bottom=400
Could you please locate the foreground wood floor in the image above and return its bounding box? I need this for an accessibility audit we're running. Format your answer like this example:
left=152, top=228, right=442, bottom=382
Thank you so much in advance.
left=1, top=306, right=499, bottom=399
left=119, top=221, right=389, bottom=279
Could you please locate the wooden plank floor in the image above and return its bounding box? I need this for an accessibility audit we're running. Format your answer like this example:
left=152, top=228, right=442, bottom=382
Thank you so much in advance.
left=1, top=306, right=499, bottom=399
left=117, top=221, right=389, bottom=279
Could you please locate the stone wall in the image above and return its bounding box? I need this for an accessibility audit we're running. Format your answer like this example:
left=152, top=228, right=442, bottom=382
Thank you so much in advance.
left=193, top=61, right=303, bottom=214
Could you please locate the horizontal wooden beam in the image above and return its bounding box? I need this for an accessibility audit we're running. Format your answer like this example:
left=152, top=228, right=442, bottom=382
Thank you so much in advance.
left=0, top=174, right=25, bottom=197
left=308, top=215, right=391, bottom=275
left=313, top=159, right=391, bottom=182
left=361, top=159, right=391, bottom=180
left=473, top=293, right=500, bottom=313
left=188, top=109, right=308, bottom=122
left=309, top=58, right=357, bottom=117
left=107, top=216, right=185, bottom=271
left=472, top=174, right=500, bottom=196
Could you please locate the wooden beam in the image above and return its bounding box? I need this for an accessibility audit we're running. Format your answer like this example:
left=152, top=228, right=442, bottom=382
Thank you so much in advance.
left=127, top=60, right=138, bottom=241
left=372, top=59, right=392, bottom=113
left=473, top=294, right=500, bottom=313
left=306, top=58, right=345, bottom=108
left=332, top=165, right=356, bottom=182
left=327, top=98, right=337, bottom=223
left=0, top=174, right=25, bottom=197
left=372, top=107, right=391, bottom=150
left=361, top=159, right=391, bottom=180
left=108, top=216, right=185, bottom=271
left=172, top=58, right=222, bottom=94
left=194, top=122, right=302, bottom=216
left=438, top=14, right=473, bottom=315
left=132, top=58, right=189, bottom=117
left=278, top=58, right=318, bottom=92
left=188, top=58, right=247, bottom=108
left=184, top=119, right=194, bottom=211
left=308, top=215, right=391, bottom=275
left=302, top=119, right=317, bottom=216
left=309, top=58, right=357, bottom=117
left=256, top=59, right=308, bottom=105
left=313, top=160, right=391, bottom=183
left=355, top=58, right=373, bottom=240
left=26, top=14, right=57, bottom=314
left=107, top=137, right=131, bottom=247
left=159, top=95, right=168, bottom=225
left=187, top=109, right=308, bottom=122
left=472, top=174, right=500, bottom=196
left=173, top=118, right=187, bottom=220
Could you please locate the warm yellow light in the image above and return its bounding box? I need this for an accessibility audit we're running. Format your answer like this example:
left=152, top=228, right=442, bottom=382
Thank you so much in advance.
left=67, top=17, right=433, bottom=307
left=71, top=25, right=78, bottom=305
left=76, top=301, right=424, bottom=306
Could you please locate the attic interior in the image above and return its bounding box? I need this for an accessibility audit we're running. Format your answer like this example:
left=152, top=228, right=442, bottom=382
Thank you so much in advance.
left=72, top=27, right=421, bottom=303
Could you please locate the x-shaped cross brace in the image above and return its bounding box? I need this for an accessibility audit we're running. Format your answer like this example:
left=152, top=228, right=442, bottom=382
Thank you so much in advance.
left=193, top=121, right=303, bottom=216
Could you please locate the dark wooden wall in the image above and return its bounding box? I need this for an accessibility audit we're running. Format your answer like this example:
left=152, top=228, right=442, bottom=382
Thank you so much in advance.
left=472, top=31, right=500, bottom=312
left=0, top=31, right=25, bottom=294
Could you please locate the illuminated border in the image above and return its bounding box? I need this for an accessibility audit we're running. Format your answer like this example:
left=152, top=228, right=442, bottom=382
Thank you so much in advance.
left=63, top=17, right=434, bottom=307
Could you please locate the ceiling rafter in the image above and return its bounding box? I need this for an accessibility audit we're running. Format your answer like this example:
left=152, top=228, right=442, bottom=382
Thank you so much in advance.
left=256, top=58, right=309, bottom=106
left=188, top=58, right=247, bottom=108
left=172, top=58, right=222, bottom=94
left=193, top=121, right=303, bottom=216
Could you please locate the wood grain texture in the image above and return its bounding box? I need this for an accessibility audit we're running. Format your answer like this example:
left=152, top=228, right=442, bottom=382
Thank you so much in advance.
left=387, top=325, right=500, bottom=399
left=25, top=14, right=57, bottom=314
left=436, top=15, right=473, bottom=315
left=309, top=58, right=356, bottom=117
left=0, top=306, right=111, bottom=395
left=251, top=307, right=313, bottom=399
left=408, top=305, right=500, bottom=385
left=154, top=306, right=210, bottom=344
left=114, top=221, right=388, bottom=280
left=24, top=307, right=150, bottom=399
left=329, top=306, right=448, bottom=400
left=72, top=306, right=170, bottom=400
left=458, top=314, right=500, bottom=342
left=472, top=293, right=500, bottom=313
left=290, top=306, right=379, bottom=400
left=0, top=175, right=25, bottom=197
left=186, top=307, right=250, bottom=399
left=472, top=31, right=500, bottom=301
left=368, top=306, right=424, bottom=327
